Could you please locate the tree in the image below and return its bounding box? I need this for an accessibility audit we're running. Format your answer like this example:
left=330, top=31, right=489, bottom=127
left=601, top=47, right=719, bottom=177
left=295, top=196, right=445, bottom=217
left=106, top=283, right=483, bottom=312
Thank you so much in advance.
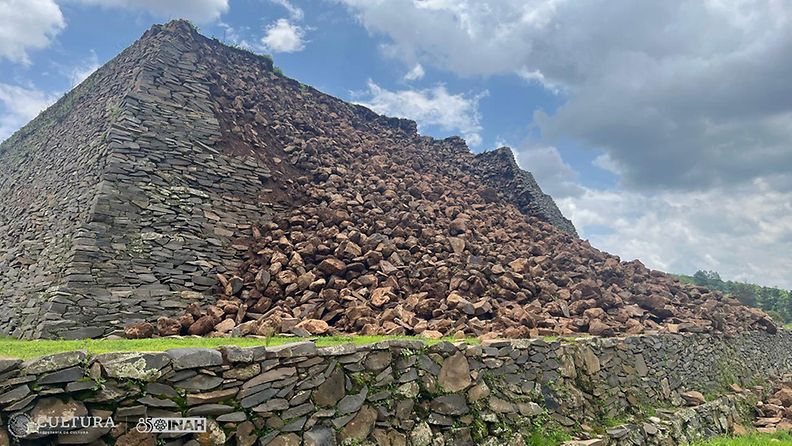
left=730, top=282, right=757, bottom=307
left=692, top=270, right=724, bottom=290
left=683, top=270, right=792, bottom=324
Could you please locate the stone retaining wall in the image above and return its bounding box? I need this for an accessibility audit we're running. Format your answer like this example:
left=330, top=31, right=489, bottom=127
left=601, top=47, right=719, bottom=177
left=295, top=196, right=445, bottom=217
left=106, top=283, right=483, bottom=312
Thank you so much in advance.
left=605, top=391, right=759, bottom=446
left=0, top=331, right=789, bottom=445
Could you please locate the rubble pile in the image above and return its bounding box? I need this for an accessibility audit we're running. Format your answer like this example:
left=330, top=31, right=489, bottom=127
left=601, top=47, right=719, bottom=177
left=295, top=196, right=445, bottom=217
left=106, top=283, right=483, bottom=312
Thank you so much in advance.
left=755, top=380, right=792, bottom=432
left=127, top=26, right=777, bottom=339
left=169, top=173, right=775, bottom=339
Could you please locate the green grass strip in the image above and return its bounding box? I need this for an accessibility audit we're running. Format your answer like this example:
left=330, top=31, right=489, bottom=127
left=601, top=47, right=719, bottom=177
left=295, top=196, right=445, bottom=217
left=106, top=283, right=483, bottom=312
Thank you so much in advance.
left=691, top=431, right=792, bottom=446
left=0, top=335, right=478, bottom=360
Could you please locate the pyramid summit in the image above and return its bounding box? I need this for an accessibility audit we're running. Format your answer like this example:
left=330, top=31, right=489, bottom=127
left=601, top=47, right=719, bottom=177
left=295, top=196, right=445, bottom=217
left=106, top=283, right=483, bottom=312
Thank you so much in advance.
left=0, top=21, right=773, bottom=340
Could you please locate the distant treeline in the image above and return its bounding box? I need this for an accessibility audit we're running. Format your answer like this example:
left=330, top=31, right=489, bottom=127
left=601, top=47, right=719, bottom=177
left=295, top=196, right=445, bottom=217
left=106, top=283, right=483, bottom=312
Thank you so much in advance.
left=677, top=270, right=792, bottom=324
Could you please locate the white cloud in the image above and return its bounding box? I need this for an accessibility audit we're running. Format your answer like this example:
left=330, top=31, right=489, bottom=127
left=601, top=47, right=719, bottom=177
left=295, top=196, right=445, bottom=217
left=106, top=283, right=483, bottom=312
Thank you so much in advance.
left=463, top=132, right=482, bottom=147
left=0, top=0, right=227, bottom=66
left=508, top=139, right=792, bottom=288
left=516, top=67, right=561, bottom=94
left=71, top=0, right=229, bottom=23
left=339, top=0, right=563, bottom=78
left=403, top=63, right=425, bottom=81
left=217, top=22, right=256, bottom=50
left=591, top=153, right=621, bottom=175
left=270, top=0, right=303, bottom=20
left=558, top=181, right=792, bottom=289
left=357, top=80, right=486, bottom=146
left=0, top=0, right=65, bottom=64
left=0, top=84, right=56, bottom=121
left=0, top=49, right=101, bottom=141
left=260, top=19, right=306, bottom=53
left=0, top=83, right=58, bottom=141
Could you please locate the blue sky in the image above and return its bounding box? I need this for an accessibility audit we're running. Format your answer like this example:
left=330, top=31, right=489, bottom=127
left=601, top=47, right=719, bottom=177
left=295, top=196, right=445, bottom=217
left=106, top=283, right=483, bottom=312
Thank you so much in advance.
left=2, top=0, right=792, bottom=289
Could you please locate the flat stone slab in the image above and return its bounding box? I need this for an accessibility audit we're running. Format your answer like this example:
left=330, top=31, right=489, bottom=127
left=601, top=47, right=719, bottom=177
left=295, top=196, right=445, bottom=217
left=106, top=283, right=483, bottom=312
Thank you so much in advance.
left=22, top=351, right=86, bottom=375
left=166, top=348, right=223, bottom=370
left=94, top=352, right=170, bottom=381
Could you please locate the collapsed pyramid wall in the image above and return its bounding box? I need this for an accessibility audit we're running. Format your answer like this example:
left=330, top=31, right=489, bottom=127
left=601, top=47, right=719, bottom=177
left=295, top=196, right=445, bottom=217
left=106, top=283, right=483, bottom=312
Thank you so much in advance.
left=155, top=22, right=775, bottom=341
left=0, top=21, right=579, bottom=339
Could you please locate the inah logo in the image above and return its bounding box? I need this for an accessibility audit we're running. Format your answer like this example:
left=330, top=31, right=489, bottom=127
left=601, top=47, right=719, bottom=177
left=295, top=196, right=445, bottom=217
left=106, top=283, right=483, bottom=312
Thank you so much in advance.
left=135, top=417, right=206, bottom=433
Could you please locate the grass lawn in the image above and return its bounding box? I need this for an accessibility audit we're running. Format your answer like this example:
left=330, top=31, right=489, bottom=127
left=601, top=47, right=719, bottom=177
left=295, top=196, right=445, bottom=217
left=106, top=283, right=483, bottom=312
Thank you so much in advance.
left=692, top=432, right=792, bottom=446
left=0, top=335, right=478, bottom=360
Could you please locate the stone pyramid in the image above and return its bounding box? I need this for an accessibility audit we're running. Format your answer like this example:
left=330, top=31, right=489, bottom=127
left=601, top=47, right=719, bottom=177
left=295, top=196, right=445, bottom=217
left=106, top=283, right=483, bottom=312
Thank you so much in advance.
left=0, top=21, right=574, bottom=339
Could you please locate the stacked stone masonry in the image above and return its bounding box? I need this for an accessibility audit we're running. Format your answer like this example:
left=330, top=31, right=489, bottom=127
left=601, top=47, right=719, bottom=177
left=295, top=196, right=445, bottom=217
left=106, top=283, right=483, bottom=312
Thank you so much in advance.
left=473, top=147, right=577, bottom=236
left=0, top=332, right=789, bottom=445
left=0, top=23, right=268, bottom=339
left=0, top=29, right=144, bottom=338
left=0, top=21, right=576, bottom=339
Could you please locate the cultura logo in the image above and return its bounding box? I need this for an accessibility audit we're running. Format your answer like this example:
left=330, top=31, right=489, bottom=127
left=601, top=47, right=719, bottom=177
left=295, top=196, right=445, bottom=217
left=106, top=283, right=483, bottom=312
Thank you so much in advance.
left=6, top=414, right=115, bottom=438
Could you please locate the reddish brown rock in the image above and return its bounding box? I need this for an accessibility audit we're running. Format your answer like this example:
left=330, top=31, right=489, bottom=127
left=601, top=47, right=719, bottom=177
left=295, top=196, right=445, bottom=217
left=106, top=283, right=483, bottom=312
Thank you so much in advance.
left=448, top=237, right=465, bottom=255
left=318, top=257, right=346, bottom=276
left=295, top=319, right=330, bottom=335
left=124, top=322, right=154, bottom=339
left=449, top=218, right=467, bottom=235
left=370, top=287, right=393, bottom=307
left=420, top=330, right=443, bottom=340
left=156, top=317, right=182, bottom=336
left=774, top=387, right=792, bottom=407
left=588, top=319, right=614, bottom=336
left=214, top=318, right=236, bottom=333
left=188, top=315, right=216, bottom=336
left=682, top=390, right=706, bottom=406
left=179, top=313, right=195, bottom=329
